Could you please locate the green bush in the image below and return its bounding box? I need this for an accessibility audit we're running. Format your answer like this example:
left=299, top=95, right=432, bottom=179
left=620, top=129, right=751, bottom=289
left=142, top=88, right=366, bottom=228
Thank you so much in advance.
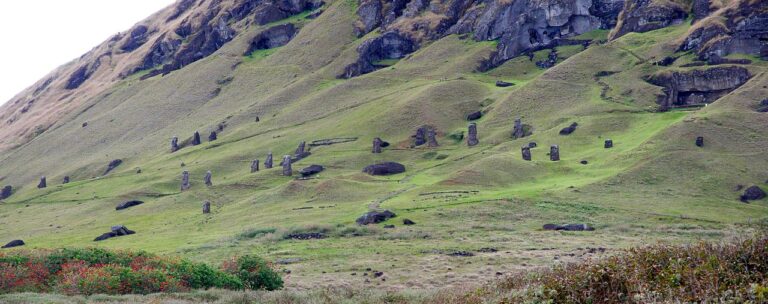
left=230, top=255, right=283, bottom=291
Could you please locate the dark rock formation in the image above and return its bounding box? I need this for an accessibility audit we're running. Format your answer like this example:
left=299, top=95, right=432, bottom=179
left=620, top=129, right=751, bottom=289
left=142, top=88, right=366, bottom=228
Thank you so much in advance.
left=2, top=240, right=24, bottom=249
left=63, top=176, right=70, bottom=184
left=609, top=0, right=687, bottom=40
left=580, top=160, right=589, bottom=165
left=204, top=171, right=213, bottom=186
left=757, top=99, right=768, bottom=113
left=605, top=139, right=613, bottom=148
left=300, top=165, right=324, bottom=177
left=181, top=171, right=191, bottom=191
left=522, top=146, right=532, bottom=161
left=251, top=159, right=260, bottom=173
left=559, top=122, right=579, bottom=135
left=282, top=155, right=293, bottom=176
left=104, top=159, right=123, bottom=175
left=363, top=162, right=406, bottom=175
left=208, top=131, right=218, bottom=142
left=66, top=60, right=101, bottom=90
left=171, top=137, right=180, bottom=152
left=340, top=31, right=417, bottom=78
left=372, top=137, right=383, bottom=153
left=696, top=136, right=704, bottom=147
left=121, top=25, right=150, bottom=52
left=265, top=153, right=274, bottom=169
left=427, top=128, right=439, bottom=147
left=295, top=141, right=307, bottom=156
left=692, top=0, right=714, bottom=22
left=192, top=131, right=201, bottom=146
left=543, top=223, right=595, bottom=231
left=550, top=145, right=560, bottom=161
left=0, top=186, right=11, bottom=200
left=94, top=225, right=136, bottom=242
left=536, top=49, right=559, bottom=69
left=203, top=201, right=211, bottom=214
left=741, top=185, right=766, bottom=202
left=356, top=210, right=396, bottom=225
left=116, top=200, right=144, bottom=211
left=646, top=66, right=752, bottom=109
left=38, top=176, right=47, bottom=189
left=679, top=1, right=768, bottom=60
left=495, top=81, right=514, bottom=88
left=403, top=219, right=415, bottom=225
left=244, top=24, right=297, bottom=55
left=466, top=111, right=482, bottom=121
left=467, top=123, right=479, bottom=146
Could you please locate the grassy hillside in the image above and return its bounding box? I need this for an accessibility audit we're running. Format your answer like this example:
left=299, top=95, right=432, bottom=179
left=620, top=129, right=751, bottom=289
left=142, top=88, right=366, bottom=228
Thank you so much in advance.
left=1, top=0, right=767, bottom=291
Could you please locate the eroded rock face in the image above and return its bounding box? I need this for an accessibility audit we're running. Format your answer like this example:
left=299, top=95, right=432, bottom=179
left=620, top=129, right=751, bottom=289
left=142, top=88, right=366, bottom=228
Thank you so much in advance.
left=467, top=123, right=479, bottom=146
left=340, top=31, right=417, bottom=78
left=609, top=0, right=687, bottom=40
left=0, top=186, right=12, bottom=200
left=647, top=66, right=752, bottom=109
left=349, top=0, right=625, bottom=73
left=244, top=24, right=297, bottom=55
left=356, top=210, right=396, bottom=225
left=679, top=1, right=768, bottom=60
left=363, top=162, right=405, bottom=175
left=121, top=25, right=151, bottom=52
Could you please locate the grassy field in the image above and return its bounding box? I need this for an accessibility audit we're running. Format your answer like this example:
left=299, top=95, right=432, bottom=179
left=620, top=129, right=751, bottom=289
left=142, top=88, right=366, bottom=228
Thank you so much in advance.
left=1, top=0, right=768, bottom=293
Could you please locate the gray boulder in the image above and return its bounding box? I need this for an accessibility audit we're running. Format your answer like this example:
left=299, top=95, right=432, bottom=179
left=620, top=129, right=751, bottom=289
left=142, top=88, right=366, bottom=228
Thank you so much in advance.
left=356, top=210, right=396, bottom=225
left=363, top=162, right=406, bottom=175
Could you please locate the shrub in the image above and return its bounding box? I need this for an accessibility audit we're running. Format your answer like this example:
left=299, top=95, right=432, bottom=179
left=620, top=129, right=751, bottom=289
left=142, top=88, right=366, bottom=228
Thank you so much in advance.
left=0, top=248, right=279, bottom=295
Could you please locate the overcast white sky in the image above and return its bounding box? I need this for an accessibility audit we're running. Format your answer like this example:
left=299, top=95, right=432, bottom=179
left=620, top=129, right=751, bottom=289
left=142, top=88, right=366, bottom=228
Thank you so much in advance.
left=0, top=0, right=176, bottom=106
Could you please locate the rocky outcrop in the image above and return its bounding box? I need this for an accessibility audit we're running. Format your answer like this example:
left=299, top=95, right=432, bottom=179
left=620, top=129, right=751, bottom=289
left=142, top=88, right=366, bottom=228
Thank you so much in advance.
left=691, top=0, right=715, bottom=22
left=340, top=31, right=417, bottom=78
left=121, top=25, right=151, bottom=52
left=116, top=200, right=144, bottom=211
left=356, top=210, right=396, bottom=225
left=363, top=162, right=406, bottom=175
left=646, top=66, right=752, bottom=109
left=94, top=225, right=135, bottom=242
left=244, top=24, right=297, bottom=56
left=2, top=240, right=25, bottom=249
left=65, top=60, right=101, bottom=90
left=349, top=0, right=625, bottom=73
left=679, top=1, right=768, bottom=60
left=104, top=159, right=123, bottom=175
left=609, top=0, right=687, bottom=40
left=0, top=186, right=12, bottom=200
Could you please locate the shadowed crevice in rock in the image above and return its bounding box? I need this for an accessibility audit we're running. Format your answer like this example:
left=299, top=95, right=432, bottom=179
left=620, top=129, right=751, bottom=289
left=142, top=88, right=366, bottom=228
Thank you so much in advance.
left=646, top=66, right=752, bottom=110
left=340, top=31, right=417, bottom=78
left=679, top=1, right=768, bottom=61
left=244, top=24, right=298, bottom=56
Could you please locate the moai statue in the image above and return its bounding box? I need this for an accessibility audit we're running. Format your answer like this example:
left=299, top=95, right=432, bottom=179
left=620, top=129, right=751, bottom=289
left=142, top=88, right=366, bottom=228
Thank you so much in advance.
left=251, top=159, right=260, bottom=173
left=522, top=146, right=532, bottom=161
left=372, top=137, right=383, bottom=154
left=282, top=155, right=292, bottom=176
left=208, top=131, right=218, bottom=142
left=171, top=137, right=180, bottom=152
left=427, top=128, right=439, bottom=147
left=605, top=139, right=613, bottom=149
left=202, top=201, right=211, bottom=214
left=192, top=131, right=201, bottom=146
left=265, top=153, right=273, bottom=169
left=696, top=136, right=704, bottom=147
left=512, top=118, right=525, bottom=139
left=295, top=141, right=306, bottom=156
left=38, top=176, right=47, bottom=189
left=467, top=123, right=479, bottom=146
left=550, top=145, right=560, bottom=161
left=63, top=176, right=70, bottom=184
left=181, top=171, right=191, bottom=191
left=1, top=186, right=12, bottom=200
left=204, top=171, right=213, bottom=187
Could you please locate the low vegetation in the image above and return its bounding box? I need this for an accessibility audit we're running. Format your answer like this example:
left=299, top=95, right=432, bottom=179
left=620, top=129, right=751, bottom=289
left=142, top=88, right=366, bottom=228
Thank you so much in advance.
left=0, top=248, right=282, bottom=296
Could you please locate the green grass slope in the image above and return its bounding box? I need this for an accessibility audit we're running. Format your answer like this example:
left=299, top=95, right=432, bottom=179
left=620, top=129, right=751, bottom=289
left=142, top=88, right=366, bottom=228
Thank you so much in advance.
left=1, top=0, right=767, bottom=290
